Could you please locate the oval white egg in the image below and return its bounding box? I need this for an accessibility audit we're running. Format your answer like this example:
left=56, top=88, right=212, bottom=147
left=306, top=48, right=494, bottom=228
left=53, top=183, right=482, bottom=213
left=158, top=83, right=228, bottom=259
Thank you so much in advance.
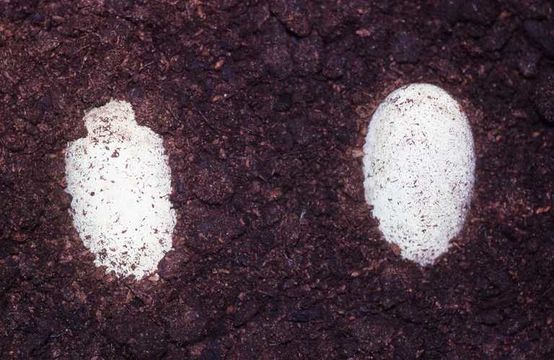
left=65, top=100, right=176, bottom=279
left=363, top=83, right=475, bottom=265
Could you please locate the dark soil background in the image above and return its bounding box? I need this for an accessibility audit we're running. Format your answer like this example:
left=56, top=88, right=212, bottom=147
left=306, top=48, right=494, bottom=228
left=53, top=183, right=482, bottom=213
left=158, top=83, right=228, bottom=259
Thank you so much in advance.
left=0, top=1, right=553, bottom=359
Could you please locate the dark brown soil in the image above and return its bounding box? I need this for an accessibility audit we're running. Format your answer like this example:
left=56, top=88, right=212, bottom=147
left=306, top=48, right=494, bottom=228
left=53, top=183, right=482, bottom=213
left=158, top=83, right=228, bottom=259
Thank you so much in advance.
left=1, top=1, right=553, bottom=359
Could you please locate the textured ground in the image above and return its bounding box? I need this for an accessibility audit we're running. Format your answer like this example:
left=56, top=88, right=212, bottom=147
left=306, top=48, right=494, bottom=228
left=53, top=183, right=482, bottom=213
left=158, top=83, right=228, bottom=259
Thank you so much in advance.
left=0, top=1, right=553, bottom=359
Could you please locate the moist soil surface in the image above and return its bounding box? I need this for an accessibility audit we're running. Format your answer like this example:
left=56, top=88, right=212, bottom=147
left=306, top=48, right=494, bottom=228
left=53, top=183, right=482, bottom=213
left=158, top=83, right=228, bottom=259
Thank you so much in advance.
left=0, top=1, right=553, bottom=359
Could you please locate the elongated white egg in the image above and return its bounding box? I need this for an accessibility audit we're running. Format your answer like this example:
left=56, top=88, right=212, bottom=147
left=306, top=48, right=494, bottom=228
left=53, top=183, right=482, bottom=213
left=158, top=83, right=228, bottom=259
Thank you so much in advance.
left=363, top=83, right=475, bottom=265
left=65, top=100, right=176, bottom=278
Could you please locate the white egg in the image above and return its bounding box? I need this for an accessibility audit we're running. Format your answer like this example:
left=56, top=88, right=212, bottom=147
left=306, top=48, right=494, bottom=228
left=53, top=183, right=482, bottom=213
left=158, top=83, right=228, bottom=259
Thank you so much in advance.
left=65, top=100, right=176, bottom=279
left=363, top=83, right=475, bottom=265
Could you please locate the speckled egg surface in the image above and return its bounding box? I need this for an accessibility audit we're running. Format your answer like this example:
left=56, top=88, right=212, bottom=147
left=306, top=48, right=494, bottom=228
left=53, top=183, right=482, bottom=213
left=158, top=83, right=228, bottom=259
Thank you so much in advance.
left=363, top=83, right=475, bottom=265
left=65, top=100, right=176, bottom=279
